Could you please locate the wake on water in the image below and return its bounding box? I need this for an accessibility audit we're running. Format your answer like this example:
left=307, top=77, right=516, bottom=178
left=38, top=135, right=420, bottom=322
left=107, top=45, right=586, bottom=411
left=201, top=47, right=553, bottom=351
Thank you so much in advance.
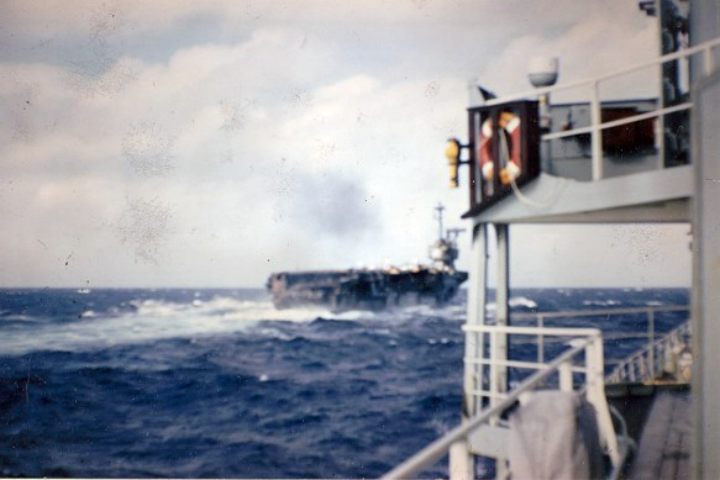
left=0, top=295, right=370, bottom=356
left=0, top=289, right=476, bottom=357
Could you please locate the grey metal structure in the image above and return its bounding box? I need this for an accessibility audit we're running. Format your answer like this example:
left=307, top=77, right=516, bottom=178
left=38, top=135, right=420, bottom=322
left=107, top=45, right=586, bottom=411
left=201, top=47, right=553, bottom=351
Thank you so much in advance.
left=384, top=3, right=720, bottom=477
left=690, top=1, right=720, bottom=477
left=692, top=72, right=720, bottom=479
left=546, top=99, right=662, bottom=181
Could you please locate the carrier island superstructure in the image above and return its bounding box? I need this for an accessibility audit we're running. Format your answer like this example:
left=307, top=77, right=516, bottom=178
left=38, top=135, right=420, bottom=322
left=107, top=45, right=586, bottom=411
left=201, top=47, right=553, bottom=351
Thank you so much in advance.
left=385, top=0, right=720, bottom=478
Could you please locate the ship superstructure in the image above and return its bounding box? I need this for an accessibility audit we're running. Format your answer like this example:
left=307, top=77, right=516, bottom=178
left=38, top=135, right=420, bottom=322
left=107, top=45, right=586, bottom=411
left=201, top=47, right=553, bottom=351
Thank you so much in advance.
left=385, top=1, right=720, bottom=478
left=266, top=205, right=467, bottom=312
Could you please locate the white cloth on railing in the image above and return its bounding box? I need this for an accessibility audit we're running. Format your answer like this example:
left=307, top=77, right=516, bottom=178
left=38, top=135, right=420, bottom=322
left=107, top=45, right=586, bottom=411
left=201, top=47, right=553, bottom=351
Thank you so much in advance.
left=508, top=391, right=604, bottom=480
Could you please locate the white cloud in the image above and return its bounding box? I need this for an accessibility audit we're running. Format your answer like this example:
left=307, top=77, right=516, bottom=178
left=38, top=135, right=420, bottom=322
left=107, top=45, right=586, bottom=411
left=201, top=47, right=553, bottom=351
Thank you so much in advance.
left=477, top=12, right=658, bottom=101
left=0, top=1, right=690, bottom=288
left=0, top=25, right=470, bottom=286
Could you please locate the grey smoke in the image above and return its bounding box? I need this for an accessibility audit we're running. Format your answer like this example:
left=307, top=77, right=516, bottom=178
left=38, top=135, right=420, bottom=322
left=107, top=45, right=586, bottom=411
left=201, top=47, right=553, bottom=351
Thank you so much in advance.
left=287, top=172, right=380, bottom=238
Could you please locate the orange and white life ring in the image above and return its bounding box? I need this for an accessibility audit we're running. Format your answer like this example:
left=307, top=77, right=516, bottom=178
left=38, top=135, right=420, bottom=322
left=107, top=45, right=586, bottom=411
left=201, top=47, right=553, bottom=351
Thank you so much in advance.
left=478, top=118, right=495, bottom=180
left=478, top=112, right=522, bottom=185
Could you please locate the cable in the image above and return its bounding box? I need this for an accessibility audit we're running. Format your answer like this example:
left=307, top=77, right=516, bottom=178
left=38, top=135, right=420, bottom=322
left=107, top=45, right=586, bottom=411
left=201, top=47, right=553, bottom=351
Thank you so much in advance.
left=498, top=132, right=568, bottom=210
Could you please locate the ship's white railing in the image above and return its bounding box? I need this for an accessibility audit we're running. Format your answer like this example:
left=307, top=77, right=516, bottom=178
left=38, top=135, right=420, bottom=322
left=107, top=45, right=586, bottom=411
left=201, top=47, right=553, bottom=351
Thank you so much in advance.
left=383, top=325, right=626, bottom=479
left=482, top=35, right=720, bottom=180
left=509, top=305, right=690, bottom=389
left=607, top=320, right=692, bottom=384
left=383, top=305, right=689, bottom=479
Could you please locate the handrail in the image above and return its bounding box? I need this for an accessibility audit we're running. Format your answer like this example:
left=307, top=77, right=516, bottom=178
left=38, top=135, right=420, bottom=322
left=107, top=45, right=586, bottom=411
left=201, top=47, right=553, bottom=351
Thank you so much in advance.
left=476, top=34, right=720, bottom=181
left=383, top=305, right=685, bottom=478
left=505, top=305, right=690, bottom=384
left=541, top=102, right=693, bottom=141
left=608, top=320, right=691, bottom=383
left=509, top=304, right=688, bottom=320
left=463, top=324, right=601, bottom=336
left=381, top=336, right=594, bottom=479
left=481, top=35, right=720, bottom=108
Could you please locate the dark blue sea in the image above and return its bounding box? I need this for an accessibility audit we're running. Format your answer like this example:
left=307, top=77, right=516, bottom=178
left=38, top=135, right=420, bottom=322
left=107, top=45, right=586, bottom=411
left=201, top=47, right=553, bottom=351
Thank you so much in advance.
left=0, top=288, right=688, bottom=478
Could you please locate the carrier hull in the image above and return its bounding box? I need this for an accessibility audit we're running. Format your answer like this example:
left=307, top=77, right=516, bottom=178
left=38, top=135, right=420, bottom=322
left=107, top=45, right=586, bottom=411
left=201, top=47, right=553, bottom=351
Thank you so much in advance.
left=267, top=268, right=468, bottom=312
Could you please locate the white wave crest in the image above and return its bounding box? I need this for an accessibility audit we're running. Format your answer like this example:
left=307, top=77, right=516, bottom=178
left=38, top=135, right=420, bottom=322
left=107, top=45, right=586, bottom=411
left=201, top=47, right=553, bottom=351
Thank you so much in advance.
left=508, top=296, right=538, bottom=309
left=0, top=296, right=352, bottom=356
left=582, top=299, right=621, bottom=307
left=486, top=296, right=538, bottom=311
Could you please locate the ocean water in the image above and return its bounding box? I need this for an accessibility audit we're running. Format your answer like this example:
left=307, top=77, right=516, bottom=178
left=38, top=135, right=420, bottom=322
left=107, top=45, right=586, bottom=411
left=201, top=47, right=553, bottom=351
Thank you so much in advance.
left=0, top=288, right=688, bottom=478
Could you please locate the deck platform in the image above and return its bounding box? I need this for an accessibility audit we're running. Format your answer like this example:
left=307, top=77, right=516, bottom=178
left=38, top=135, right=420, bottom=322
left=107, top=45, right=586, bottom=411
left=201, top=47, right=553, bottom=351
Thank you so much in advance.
left=467, top=165, right=692, bottom=224
left=628, top=389, right=691, bottom=480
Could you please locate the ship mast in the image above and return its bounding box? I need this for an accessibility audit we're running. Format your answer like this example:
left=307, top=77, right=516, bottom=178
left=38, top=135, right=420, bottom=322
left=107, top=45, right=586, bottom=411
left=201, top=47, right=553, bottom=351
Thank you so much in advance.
left=434, top=203, right=445, bottom=240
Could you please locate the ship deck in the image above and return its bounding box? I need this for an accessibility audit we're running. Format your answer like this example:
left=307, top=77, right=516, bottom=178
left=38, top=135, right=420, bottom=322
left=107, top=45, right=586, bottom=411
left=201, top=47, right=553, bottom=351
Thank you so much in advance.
left=465, top=165, right=692, bottom=224
left=628, top=388, right=691, bottom=480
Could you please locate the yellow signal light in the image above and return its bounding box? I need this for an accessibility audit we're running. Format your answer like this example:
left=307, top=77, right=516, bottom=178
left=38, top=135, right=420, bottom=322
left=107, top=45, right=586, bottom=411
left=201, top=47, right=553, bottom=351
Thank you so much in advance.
left=444, top=138, right=462, bottom=188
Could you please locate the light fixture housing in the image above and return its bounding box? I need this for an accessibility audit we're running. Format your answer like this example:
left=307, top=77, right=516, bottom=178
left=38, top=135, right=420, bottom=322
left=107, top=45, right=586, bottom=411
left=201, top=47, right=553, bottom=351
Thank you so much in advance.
left=528, top=56, right=559, bottom=88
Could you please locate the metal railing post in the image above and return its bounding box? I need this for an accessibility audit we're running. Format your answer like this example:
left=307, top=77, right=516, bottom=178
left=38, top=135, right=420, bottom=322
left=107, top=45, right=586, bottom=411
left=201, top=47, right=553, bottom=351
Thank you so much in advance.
left=449, top=441, right=473, bottom=480
left=640, top=357, right=645, bottom=378
left=494, top=224, right=510, bottom=402
left=704, top=45, right=715, bottom=76
left=590, top=81, right=603, bottom=180
left=489, top=330, right=499, bottom=407
left=648, top=310, right=655, bottom=379
left=586, top=336, right=621, bottom=468
left=452, top=225, right=488, bottom=480
left=537, top=315, right=545, bottom=364
left=464, top=223, right=488, bottom=415
left=559, top=361, right=573, bottom=392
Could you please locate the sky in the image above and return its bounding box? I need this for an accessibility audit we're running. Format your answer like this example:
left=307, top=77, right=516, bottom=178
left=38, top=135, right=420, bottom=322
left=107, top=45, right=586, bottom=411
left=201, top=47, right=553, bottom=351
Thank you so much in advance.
left=0, top=0, right=691, bottom=288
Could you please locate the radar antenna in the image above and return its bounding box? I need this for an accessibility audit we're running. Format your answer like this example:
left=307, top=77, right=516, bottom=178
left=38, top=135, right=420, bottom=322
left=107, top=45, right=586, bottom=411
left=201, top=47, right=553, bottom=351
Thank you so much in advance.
left=445, top=227, right=466, bottom=242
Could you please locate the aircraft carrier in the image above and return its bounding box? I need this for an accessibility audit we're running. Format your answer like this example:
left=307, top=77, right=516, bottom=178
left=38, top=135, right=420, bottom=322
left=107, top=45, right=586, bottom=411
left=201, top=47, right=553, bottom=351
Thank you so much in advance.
left=266, top=205, right=468, bottom=312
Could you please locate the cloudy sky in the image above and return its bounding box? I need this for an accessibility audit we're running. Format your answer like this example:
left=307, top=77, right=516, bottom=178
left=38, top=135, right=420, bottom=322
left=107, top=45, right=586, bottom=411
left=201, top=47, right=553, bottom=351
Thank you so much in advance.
left=0, top=0, right=691, bottom=288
